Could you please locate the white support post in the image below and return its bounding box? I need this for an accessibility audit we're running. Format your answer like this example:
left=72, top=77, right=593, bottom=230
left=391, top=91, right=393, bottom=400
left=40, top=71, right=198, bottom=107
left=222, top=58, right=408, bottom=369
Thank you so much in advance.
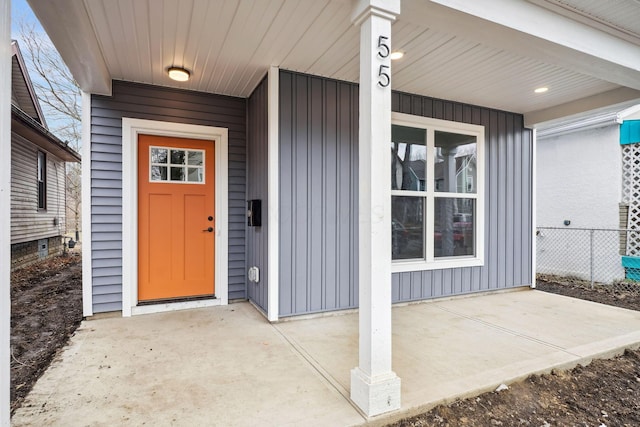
left=81, top=91, right=94, bottom=316
left=267, top=65, right=279, bottom=322
left=531, top=128, right=537, bottom=288
left=1, top=1, right=12, bottom=425
left=351, top=0, right=401, bottom=417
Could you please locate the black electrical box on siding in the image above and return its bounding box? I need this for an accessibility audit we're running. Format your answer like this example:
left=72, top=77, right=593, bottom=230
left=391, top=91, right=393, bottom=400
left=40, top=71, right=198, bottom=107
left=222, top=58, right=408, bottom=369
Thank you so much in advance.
left=247, top=200, right=262, bottom=227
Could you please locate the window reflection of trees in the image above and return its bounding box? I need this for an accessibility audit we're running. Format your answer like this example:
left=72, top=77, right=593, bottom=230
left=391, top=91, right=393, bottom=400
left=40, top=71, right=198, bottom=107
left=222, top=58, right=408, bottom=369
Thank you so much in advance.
left=150, top=147, right=204, bottom=183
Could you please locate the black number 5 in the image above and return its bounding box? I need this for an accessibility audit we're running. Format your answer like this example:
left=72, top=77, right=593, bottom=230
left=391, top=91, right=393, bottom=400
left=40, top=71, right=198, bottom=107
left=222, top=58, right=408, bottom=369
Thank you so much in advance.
left=378, top=65, right=390, bottom=87
left=377, top=35, right=389, bottom=58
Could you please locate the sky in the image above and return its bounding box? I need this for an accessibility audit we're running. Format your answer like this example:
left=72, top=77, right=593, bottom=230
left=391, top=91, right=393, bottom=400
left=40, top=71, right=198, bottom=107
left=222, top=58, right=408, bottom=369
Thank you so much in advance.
left=10, top=0, right=37, bottom=38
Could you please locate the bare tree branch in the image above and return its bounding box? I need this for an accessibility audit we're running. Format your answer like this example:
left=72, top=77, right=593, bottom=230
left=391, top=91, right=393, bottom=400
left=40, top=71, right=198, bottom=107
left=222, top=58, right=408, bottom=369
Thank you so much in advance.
left=18, top=21, right=81, bottom=149
left=18, top=20, right=83, bottom=237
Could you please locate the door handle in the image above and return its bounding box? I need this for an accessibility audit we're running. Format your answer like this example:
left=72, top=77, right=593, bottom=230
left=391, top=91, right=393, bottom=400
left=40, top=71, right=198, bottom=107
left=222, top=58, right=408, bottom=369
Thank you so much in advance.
left=203, top=227, right=214, bottom=232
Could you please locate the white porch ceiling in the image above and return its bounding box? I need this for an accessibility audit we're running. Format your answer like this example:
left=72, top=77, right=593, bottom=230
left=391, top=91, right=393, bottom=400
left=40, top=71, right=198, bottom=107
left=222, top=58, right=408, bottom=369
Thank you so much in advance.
left=28, top=0, right=640, bottom=125
left=529, top=0, right=640, bottom=44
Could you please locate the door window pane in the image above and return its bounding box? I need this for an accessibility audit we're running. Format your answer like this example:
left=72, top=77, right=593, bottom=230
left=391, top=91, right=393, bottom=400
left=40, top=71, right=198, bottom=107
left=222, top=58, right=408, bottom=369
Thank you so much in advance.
left=151, top=148, right=168, bottom=164
left=187, top=167, right=203, bottom=182
left=150, top=146, right=204, bottom=183
left=170, top=149, right=186, bottom=165
left=170, top=166, right=185, bottom=181
left=151, top=166, right=168, bottom=181
left=391, top=125, right=427, bottom=191
left=392, top=196, right=424, bottom=260
left=434, top=198, right=475, bottom=257
left=188, top=150, right=203, bottom=166
left=434, top=131, right=476, bottom=193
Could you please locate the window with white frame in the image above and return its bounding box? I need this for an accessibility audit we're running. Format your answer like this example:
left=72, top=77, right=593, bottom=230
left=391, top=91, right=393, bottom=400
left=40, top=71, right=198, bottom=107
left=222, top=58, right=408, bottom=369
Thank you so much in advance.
left=391, top=112, right=484, bottom=271
left=37, top=150, right=46, bottom=210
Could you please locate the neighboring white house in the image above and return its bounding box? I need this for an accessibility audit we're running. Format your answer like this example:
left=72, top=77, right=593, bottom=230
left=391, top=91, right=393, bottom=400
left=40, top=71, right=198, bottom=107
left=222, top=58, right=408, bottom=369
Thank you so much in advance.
left=536, top=103, right=640, bottom=283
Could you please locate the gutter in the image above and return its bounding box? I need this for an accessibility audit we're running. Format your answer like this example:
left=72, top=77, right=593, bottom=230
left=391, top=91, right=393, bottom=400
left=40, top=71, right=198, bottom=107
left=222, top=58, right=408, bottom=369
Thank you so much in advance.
left=11, top=104, right=81, bottom=162
left=536, top=111, right=620, bottom=139
left=536, top=103, right=640, bottom=139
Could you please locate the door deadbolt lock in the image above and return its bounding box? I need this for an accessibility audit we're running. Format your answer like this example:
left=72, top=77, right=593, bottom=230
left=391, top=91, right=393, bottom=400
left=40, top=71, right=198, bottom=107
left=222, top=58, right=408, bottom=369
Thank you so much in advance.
left=208, top=216, right=214, bottom=221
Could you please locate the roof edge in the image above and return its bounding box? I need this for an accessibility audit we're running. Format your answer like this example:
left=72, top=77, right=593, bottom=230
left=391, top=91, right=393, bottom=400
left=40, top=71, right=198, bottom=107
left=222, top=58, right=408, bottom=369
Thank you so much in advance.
left=11, top=104, right=81, bottom=162
left=536, top=100, right=640, bottom=138
left=11, top=40, right=47, bottom=127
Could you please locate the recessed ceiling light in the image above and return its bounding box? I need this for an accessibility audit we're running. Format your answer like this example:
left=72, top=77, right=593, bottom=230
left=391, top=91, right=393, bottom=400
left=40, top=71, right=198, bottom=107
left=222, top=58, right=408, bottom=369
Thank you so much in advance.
left=390, top=51, right=404, bottom=60
left=168, top=67, right=191, bottom=82
left=534, top=87, right=548, bottom=94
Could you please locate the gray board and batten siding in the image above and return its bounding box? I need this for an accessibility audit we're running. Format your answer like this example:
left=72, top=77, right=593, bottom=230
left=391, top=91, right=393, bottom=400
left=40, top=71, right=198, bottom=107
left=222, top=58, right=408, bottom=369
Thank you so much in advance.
left=278, top=71, right=360, bottom=317
left=278, top=70, right=533, bottom=317
left=246, top=76, right=269, bottom=313
left=90, top=80, right=247, bottom=313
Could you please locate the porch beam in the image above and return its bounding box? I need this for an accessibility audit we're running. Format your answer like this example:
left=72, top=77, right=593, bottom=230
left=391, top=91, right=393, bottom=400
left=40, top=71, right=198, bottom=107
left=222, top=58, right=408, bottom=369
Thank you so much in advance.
left=1, top=0, right=11, bottom=425
left=351, top=0, right=401, bottom=417
left=26, top=0, right=111, bottom=95
left=524, top=87, right=640, bottom=128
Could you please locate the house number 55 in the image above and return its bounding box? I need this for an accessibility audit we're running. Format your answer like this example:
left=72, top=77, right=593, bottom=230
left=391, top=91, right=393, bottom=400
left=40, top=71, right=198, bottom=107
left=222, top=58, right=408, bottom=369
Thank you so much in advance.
left=378, top=65, right=390, bottom=87
left=377, top=35, right=390, bottom=88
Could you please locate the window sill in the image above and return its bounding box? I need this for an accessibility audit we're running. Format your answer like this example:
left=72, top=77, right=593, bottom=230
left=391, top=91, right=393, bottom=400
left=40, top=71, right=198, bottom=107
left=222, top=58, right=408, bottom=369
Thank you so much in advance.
left=391, top=257, right=484, bottom=273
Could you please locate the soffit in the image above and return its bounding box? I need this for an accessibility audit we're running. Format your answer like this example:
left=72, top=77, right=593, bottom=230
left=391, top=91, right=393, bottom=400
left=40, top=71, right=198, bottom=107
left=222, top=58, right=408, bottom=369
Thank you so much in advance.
left=29, top=0, right=640, bottom=121
left=529, top=0, right=640, bottom=44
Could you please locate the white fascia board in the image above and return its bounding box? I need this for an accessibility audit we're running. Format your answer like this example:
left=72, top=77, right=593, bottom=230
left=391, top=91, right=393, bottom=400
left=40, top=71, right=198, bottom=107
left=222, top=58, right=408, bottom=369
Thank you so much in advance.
left=618, top=104, right=640, bottom=122
left=535, top=113, right=619, bottom=139
left=27, top=0, right=111, bottom=95
left=405, top=0, right=640, bottom=90
left=524, top=87, right=640, bottom=128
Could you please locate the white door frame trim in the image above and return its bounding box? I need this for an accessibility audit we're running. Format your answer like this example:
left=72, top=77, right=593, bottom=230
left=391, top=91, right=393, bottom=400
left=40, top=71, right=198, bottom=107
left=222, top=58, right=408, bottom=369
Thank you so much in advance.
left=121, top=118, right=229, bottom=317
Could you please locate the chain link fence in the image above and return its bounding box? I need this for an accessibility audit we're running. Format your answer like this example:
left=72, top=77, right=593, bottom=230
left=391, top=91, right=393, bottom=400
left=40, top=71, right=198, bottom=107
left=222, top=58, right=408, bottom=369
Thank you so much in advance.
left=536, top=227, right=640, bottom=293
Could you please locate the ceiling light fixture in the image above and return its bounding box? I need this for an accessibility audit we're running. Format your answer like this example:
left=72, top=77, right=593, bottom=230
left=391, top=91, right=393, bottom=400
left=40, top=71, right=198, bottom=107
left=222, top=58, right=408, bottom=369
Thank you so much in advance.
left=390, top=51, right=404, bottom=60
left=534, top=87, right=548, bottom=93
left=168, top=67, right=191, bottom=82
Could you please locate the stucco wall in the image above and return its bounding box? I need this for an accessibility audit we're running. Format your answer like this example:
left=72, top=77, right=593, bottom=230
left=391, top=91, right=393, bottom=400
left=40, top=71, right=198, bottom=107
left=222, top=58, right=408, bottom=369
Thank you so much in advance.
left=537, top=125, right=621, bottom=229
left=536, top=124, right=625, bottom=283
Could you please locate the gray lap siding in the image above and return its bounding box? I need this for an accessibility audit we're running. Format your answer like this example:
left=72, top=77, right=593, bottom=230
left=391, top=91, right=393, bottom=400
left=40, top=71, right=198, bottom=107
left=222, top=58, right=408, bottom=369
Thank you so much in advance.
left=90, top=80, right=247, bottom=313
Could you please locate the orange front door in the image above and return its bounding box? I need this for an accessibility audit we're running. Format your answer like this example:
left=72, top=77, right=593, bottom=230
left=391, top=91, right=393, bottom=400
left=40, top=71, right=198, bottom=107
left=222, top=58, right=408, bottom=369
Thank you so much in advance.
left=138, top=134, right=215, bottom=302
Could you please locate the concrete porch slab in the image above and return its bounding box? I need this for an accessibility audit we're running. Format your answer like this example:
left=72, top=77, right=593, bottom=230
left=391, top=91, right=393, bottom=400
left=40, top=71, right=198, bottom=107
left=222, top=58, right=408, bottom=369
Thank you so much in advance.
left=12, top=289, right=640, bottom=426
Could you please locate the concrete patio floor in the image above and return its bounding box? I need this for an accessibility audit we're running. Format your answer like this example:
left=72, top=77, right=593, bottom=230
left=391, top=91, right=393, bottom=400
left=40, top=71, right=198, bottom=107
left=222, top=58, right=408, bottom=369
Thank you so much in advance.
left=12, top=289, right=640, bottom=426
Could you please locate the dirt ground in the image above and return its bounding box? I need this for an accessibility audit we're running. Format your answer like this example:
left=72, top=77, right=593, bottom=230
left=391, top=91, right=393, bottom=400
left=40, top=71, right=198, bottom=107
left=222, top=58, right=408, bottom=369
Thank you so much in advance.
left=391, top=279, right=640, bottom=427
left=10, top=257, right=640, bottom=425
left=10, top=252, right=82, bottom=415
